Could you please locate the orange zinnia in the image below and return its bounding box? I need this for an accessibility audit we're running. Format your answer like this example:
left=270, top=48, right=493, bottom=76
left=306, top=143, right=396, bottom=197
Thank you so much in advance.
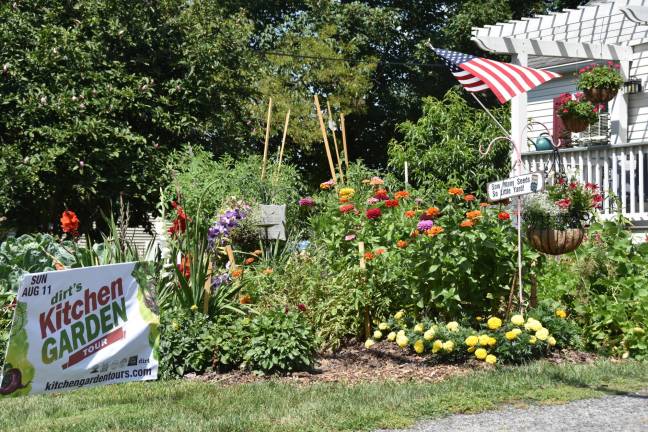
left=396, top=240, right=408, bottom=248
left=426, top=207, right=440, bottom=217
left=479, top=202, right=490, bottom=208
left=448, top=187, right=464, bottom=195
left=404, top=210, right=416, bottom=218
left=339, top=197, right=349, bottom=203
left=244, top=257, right=255, bottom=265
left=464, top=194, right=476, bottom=202
left=263, top=268, right=274, bottom=275
left=466, top=210, right=482, bottom=219
left=364, top=251, right=375, bottom=261
left=239, top=294, right=252, bottom=304
left=374, top=248, right=386, bottom=255
left=231, top=268, right=243, bottom=278
left=252, top=249, right=263, bottom=256
left=426, top=226, right=444, bottom=237
left=460, top=219, right=475, bottom=228
left=394, top=190, right=410, bottom=199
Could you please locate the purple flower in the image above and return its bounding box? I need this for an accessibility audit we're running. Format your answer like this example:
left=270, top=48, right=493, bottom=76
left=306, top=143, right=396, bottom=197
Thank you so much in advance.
left=207, top=205, right=250, bottom=249
left=417, top=220, right=434, bottom=231
left=211, top=272, right=230, bottom=290
left=299, top=197, right=315, bottom=207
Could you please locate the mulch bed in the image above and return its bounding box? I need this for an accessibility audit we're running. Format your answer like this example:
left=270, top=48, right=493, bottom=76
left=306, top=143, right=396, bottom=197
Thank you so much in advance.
left=188, top=342, right=600, bottom=386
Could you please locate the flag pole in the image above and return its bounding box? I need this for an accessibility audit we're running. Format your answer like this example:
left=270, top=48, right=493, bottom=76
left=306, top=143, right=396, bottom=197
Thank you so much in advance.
left=470, top=93, right=511, bottom=139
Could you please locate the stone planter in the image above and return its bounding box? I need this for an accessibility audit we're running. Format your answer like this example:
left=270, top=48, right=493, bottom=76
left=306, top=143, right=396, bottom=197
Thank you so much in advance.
left=583, top=87, right=617, bottom=104
left=526, top=227, right=585, bottom=255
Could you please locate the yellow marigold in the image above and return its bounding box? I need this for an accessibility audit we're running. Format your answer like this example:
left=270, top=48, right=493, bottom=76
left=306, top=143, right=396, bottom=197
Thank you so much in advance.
left=475, top=316, right=484, bottom=322
left=468, top=346, right=476, bottom=353
left=426, top=226, right=445, bottom=237
left=424, top=328, right=436, bottom=341
left=394, top=310, right=405, bottom=320
left=442, top=340, right=454, bottom=352
left=365, top=339, right=376, bottom=349
left=448, top=187, right=464, bottom=195
left=459, top=219, right=474, bottom=228
left=378, top=322, right=389, bottom=331
left=446, top=321, right=459, bottom=332
left=487, top=317, right=502, bottom=330
left=548, top=336, right=557, bottom=346
left=432, top=340, right=443, bottom=353
left=535, top=328, right=549, bottom=341
left=414, top=339, right=425, bottom=354
left=190, top=304, right=198, bottom=311
left=414, top=323, right=424, bottom=333
left=373, top=330, right=383, bottom=340
left=397, top=330, right=406, bottom=337
left=396, top=334, right=409, bottom=348
left=465, top=335, right=479, bottom=347
left=505, top=330, right=518, bottom=341
left=487, top=337, right=497, bottom=347
left=525, top=318, right=543, bottom=332
left=478, top=334, right=490, bottom=346
left=529, top=336, right=537, bottom=345
left=475, top=348, right=488, bottom=360
left=512, top=328, right=522, bottom=336
left=387, top=331, right=396, bottom=341
left=466, top=210, right=482, bottom=220
left=485, top=354, right=497, bottom=365
left=511, top=314, right=525, bottom=326
left=555, top=309, right=567, bottom=319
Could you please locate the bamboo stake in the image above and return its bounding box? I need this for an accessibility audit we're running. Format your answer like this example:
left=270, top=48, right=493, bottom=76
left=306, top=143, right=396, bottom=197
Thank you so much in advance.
left=202, top=261, right=212, bottom=315
left=225, top=245, right=237, bottom=272
left=261, top=98, right=273, bottom=180
left=314, top=95, right=338, bottom=183
left=340, top=113, right=349, bottom=172
left=327, top=101, right=345, bottom=184
left=276, top=109, right=291, bottom=175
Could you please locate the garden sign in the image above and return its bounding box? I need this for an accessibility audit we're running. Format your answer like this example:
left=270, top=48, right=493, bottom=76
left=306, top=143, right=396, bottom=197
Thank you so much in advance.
left=487, top=173, right=544, bottom=202
left=0, top=262, right=159, bottom=397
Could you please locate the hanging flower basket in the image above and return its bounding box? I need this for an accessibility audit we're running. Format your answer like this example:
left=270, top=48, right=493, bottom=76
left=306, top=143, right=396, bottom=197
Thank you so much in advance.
left=562, top=115, right=590, bottom=133
left=583, top=87, right=617, bottom=104
left=526, top=227, right=585, bottom=255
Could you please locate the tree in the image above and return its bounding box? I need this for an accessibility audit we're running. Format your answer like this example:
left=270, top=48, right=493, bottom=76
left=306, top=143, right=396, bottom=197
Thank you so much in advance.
left=0, top=0, right=257, bottom=234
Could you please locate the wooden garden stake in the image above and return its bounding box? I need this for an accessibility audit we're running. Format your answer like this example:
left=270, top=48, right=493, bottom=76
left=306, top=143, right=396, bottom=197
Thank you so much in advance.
left=358, top=241, right=371, bottom=339
left=314, top=95, right=338, bottom=183
left=276, top=109, right=291, bottom=175
left=340, top=113, right=349, bottom=172
left=404, top=161, right=409, bottom=190
left=327, top=100, right=345, bottom=183
left=202, top=261, right=213, bottom=315
left=261, top=98, right=273, bottom=180
left=225, top=245, right=237, bottom=272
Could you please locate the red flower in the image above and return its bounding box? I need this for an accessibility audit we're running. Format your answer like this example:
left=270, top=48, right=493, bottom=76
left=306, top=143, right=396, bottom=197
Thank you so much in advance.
left=558, top=177, right=567, bottom=185
left=498, top=211, right=510, bottom=221
left=385, top=199, right=399, bottom=208
left=168, top=201, right=188, bottom=236
left=366, top=208, right=382, bottom=219
left=339, top=204, right=355, bottom=214
left=556, top=198, right=571, bottom=208
left=60, top=210, right=80, bottom=235
left=569, top=182, right=578, bottom=190
left=396, top=240, right=408, bottom=248
left=374, top=248, right=386, bottom=255
left=585, top=182, right=598, bottom=190
left=297, top=303, right=307, bottom=312
left=374, top=189, right=389, bottom=200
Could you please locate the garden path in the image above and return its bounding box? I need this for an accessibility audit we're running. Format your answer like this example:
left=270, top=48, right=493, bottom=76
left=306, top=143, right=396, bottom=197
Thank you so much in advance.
left=375, top=388, right=648, bottom=432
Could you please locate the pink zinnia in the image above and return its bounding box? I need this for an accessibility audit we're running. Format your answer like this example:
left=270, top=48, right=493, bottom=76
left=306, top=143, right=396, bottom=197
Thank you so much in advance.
left=367, top=197, right=380, bottom=205
left=417, top=220, right=434, bottom=231
left=340, top=204, right=355, bottom=214
left=299, top=197, right=315, bottom=207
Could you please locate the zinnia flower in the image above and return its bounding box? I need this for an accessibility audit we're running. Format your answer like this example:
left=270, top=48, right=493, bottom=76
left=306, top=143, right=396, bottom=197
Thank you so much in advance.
left=339, top=187, right=355, bottom=199
left=367, top=197, right=380, bottom=205
left=339, top=204, right=355, bottom=214
left=459, top=219, right=474, bottom=228
left=231, top=268, right=243, bottom=278
left=464, top=194, right=476, bottom=202
left=404, top=210, right=416, bottom=218
left=369, top=176, right=384, bottom=186
left=426, top=207, right=440, bottom=217
left=385, top=199, right=399, bottom=208
left=239, top=294, right=252, bottom=304
left=364, top=251, right=375, bottom=261
left=244, top=257, right=255, bottom=265
left=60, top=210, right=80, bottom=235
left=426, top=226, right=444, bottom=237
left=320, top=179, right=335, bottom=190
left=448, top=187, right=464, bottom=195
left=299, top=197, right=315, bottom=207
left=374, top=189, right=389, bottom=200
left=344, top=234, right=356, bottom=241
left=374, top=248, right=386, bottom=256
left=417, top=220, right=434, bottom=231
left=479, top=202, right=490, bottom=208
left=396, top=240, right=408, bottom=248
left=394, top=190, right=410, bottom=199
left=366, top=208, right=382, bottom=219
left=498, top=211, right=510, bottom=221
left=466, top=210, right=481, bottom=219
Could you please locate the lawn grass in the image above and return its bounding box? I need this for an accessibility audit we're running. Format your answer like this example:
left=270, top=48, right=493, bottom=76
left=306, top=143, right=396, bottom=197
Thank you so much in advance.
left=1, top=360, right=647, bottom=432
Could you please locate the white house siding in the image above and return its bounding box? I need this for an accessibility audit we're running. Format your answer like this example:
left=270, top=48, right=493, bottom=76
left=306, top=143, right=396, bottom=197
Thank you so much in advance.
left=628, top=44, right=648, bottom=143
left=526, top=75, right=578, bottom=149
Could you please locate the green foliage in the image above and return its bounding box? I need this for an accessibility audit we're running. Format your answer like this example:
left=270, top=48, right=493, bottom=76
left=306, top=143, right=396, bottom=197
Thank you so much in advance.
left=577, top=63, right=624, bottom=91
left=158, top=309, right=217, bottom=380
left=241, top=308, right=317, bottom=374
left=537, top=221, right=648, bottom=359
left=0, top=0, right=257, bottom=233
left=388, top=91, right=510, bottom=193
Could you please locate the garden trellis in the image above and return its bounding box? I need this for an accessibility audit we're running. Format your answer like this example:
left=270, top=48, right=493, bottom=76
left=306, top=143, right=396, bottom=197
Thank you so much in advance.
left=431, top=45, right=562, bottom=311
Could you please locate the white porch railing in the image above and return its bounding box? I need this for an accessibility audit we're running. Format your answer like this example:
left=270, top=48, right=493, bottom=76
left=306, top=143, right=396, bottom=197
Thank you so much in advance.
left=521, top=142, right=648, bottom=222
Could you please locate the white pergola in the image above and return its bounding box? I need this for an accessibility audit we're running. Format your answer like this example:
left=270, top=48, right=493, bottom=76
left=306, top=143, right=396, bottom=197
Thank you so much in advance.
left=471, top=0, right=648, bottom=157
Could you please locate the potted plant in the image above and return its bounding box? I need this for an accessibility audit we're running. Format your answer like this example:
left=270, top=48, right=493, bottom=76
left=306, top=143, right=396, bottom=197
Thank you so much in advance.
left=577, top=62, right=623, bottom=103
left=556, top=93, right=599, bottom=133
left=523, top=178, right=602, bottom=255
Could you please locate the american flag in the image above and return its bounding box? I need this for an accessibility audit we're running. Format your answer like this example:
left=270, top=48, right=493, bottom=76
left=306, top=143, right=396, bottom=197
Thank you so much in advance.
left=433, top=48, right=561, bottom=104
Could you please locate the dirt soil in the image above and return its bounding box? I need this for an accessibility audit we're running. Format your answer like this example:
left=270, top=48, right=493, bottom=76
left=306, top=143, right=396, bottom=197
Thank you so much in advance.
left=189, top=342, right=599, bottom=386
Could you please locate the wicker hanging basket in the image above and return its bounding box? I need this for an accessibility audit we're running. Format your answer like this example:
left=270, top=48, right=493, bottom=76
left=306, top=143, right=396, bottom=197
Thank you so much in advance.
left=583, top=87, right=617, bottom=104
left=526, top=227, right=585, bottom=255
